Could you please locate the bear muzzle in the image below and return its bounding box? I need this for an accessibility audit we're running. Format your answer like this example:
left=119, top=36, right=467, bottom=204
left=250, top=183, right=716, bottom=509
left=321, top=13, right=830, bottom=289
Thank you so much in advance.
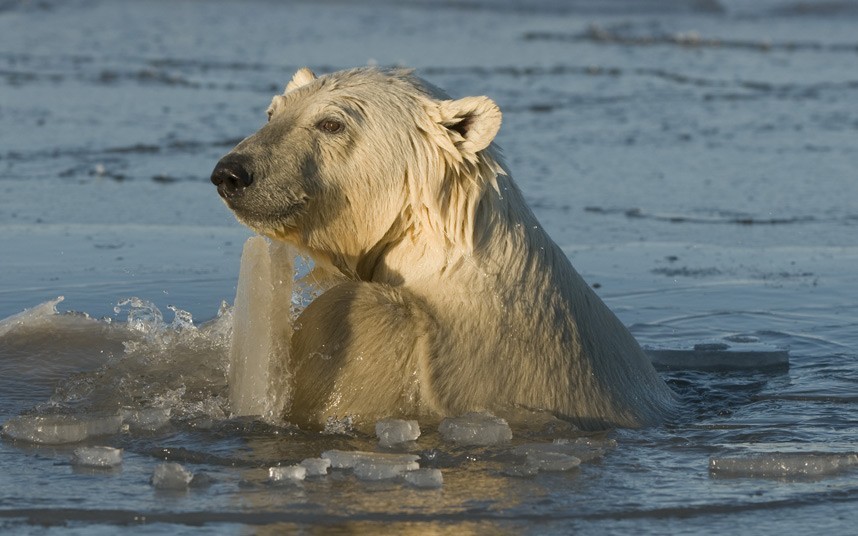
left=211, top=156, right=254, bottom=200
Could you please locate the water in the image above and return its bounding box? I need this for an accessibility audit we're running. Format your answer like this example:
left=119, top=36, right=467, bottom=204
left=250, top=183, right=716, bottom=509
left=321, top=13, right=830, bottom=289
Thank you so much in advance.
left=2, top=0, right=857, bottom=533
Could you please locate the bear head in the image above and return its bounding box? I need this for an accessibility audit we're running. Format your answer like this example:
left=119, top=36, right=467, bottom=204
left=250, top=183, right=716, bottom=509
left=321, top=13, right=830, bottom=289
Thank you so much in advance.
left=211, top=67, right=504, bottom=279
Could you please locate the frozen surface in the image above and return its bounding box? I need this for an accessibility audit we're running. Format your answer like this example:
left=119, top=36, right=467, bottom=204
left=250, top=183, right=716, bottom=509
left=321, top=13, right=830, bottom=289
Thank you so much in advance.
left=1, top=0, right=858, bottom=533
left=710, top=453, right=858, bottom=479
left=438, top=412, right=513, bottom=446
left=229, top=236, right=294, bottom=420
left=376, top=418, right=421, bottom=447
left=268, top=465, right=307, bottom=483
left=151, top=463, right=194, bottom=490
left=71, top=446, right=123, bottom=468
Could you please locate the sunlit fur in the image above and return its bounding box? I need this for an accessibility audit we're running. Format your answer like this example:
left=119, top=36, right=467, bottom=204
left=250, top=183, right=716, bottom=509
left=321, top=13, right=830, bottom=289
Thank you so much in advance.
left=217, top=66, right=677, bottom=430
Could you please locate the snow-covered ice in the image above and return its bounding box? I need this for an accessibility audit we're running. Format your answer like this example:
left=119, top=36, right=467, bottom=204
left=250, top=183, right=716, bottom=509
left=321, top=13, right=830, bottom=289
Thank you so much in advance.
left=2, top=414, right=123, bottom=444
left=709, top=452, right=858, bottom=478
left=269, top=465, right=307, bottom=482
left=71, top=446, right=123, bottom=468
left=376, top=418, right=421, bottom=446
left=438, top=412, right=512, bottom=446
left=299, top=457, right=331, bottom=476
left=404, top=468, right=443, bottom=488
left=151, top=462, right=194, bottom=490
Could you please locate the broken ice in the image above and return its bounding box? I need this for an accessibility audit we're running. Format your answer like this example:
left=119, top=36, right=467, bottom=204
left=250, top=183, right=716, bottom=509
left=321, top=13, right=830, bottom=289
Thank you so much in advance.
left=151, top=462, right=193, bottom=490
left=71, top=446, right=123, bottom=468
left=376, top=418, right=420, bottom=446
left=2, top=414, right=123, bottom=444
left=404, top=468, right=443, bottom=488
left=709, top=452, right=858, bottom=478
left=438, top=412, right=512, bottom=446
left=269, top=464, right=307, bottom=482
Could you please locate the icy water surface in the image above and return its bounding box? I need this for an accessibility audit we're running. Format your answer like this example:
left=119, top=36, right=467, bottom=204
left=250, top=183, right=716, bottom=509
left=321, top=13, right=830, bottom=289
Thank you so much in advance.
left=1, top=0, right=857, bottom=534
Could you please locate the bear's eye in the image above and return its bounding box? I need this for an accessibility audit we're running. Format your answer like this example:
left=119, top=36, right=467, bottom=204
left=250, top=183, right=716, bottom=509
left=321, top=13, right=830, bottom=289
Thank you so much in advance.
left=317, top=119, right=344, bottom=134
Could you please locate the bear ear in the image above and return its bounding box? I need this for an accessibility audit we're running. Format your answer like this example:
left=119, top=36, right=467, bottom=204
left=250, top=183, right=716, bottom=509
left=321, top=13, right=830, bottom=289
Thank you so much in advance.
left=285, top=67, right=317, bottom=93
left=437, top=96, right=502, bottom=154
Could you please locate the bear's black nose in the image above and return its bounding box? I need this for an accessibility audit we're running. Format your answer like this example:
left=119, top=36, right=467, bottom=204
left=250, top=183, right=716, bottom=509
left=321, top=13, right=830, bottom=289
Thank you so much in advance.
left=211, top=158, right=253, bottom=199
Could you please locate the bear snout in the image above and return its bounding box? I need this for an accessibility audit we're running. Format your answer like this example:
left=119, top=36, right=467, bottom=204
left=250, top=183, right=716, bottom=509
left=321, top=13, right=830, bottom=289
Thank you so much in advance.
left=211, top=157, right=254, bottom=200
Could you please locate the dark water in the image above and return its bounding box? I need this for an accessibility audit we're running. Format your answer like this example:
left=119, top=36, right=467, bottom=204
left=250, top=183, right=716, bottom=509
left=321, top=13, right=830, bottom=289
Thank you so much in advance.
left=1, top=0, right=857, bottom=534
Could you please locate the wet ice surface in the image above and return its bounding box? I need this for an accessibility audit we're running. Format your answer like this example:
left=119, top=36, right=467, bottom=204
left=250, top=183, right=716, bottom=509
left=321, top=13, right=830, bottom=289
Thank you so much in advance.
left=2, top=0, right=858, bottom=533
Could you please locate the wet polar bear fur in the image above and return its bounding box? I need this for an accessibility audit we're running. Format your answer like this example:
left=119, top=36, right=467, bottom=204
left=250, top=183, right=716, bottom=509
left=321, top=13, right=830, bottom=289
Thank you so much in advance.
left=212, top=66, right=676, bottom=430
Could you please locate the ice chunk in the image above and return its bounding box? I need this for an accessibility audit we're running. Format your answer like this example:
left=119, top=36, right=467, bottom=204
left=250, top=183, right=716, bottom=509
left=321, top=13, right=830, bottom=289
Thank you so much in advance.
left=438, top=412, right=512, bottom=446
left=71, top=446, right=123, bottom=468
left=300, top=457, right=331, bottom=476
left=2, top=414, right=123, bottom=444
left=645, top=340, right=789, bottom=371
left=269, top=465, right=307, bottom=482
left=353, top=458, right=419, bottom=481
left=151, top=462, right=193, bottom=490
left=709, top=452, right=858, bottom=478
left=121, top=407, right=171, bottom=431
left=229, top=236, right=295, bottom=421
left=404, top=468, right=443, bottom=488
left=376, top=419, right=421, bottom=446
left=321, top=449, right=420, bottom=470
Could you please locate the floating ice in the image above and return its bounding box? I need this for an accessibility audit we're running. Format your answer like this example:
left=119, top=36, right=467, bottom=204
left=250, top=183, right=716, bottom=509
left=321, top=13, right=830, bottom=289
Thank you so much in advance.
left=321, top=449, right=420, bottom=470
left=71, top=446, right=123, bottom=468
left=269, top=464, right=307, bottom=482
left=120, top=407, right=171, bottom=431
left=404, top=468, right=443, bottom=488
left=151, top=462, right=193, bottom=490
left=300, top=457, right=331, bottom=476
left=438, top=412, right=512, bottom=446
left=709, top=452, right=858, bottom=478
left=376, top=419, right=421, bottom=447
left=229, top=236, right=295, bottom=421
left=644, top=340, right=789, bottom=371
left=2, top=414, right=123, bottom=444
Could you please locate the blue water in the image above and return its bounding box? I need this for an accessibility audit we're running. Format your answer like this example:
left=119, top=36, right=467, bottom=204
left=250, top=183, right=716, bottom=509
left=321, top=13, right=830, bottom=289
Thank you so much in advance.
left=1, top=0, right=857, bottom=534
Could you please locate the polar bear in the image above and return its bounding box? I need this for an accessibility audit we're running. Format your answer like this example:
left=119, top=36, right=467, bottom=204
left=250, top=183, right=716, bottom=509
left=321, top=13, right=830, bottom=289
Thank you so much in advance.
left=211, top=66, right=676, bottom=430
